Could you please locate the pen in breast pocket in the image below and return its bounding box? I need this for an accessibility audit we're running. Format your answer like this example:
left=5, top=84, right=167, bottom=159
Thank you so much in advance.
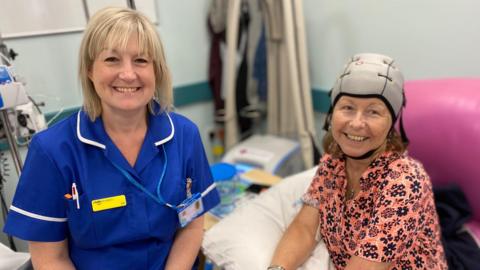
left=72, top=183, right=80, bottom=209
left=186, top=177, right=192, bottom=198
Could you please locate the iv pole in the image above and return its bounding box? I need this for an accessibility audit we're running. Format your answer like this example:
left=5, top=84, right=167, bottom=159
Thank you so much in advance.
left=0, top=112, right=23, bottom=173
left=0, top=33, right=20, bottom=251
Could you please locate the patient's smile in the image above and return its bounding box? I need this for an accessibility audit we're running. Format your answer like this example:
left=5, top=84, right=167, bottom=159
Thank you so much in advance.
left=346, top=133, right=367, bottom=142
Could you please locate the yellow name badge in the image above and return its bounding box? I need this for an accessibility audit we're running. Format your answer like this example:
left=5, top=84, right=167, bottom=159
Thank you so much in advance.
left=91, top=195, right=127, bottom=212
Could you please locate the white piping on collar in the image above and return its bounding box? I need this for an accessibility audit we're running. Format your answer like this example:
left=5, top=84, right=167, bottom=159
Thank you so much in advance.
left=10, top=205, right=67, bottom=222
left=154, top=112, right=175, bottom=146
left=76, top=110, right=174, bottom=148
left=76, top=111, right=106, bottom=149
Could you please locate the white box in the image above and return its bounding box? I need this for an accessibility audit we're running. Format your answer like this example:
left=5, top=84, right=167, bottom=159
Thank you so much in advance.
left=0, top=82, right=29, bottom=110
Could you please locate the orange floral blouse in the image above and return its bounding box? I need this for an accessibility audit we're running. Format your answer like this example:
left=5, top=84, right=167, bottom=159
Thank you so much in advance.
left=302, top=152, right=447, bottom=270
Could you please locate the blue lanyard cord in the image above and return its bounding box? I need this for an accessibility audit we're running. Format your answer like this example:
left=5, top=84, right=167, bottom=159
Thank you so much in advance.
left=109, top=146, right=176, bottom=209
left=156, top=145, right=168, bottom=204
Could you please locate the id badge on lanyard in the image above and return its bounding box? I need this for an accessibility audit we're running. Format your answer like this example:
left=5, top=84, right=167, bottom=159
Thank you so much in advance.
left=177, top=192, right=204, bottom=227
left=109, top=147, right=205, bottom=227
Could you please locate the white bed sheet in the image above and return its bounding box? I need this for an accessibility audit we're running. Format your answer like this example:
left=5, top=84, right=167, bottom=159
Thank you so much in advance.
left=202, top=167, right=334, bottom=270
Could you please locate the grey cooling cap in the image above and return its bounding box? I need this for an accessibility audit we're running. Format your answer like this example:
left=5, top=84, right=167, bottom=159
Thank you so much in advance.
left=330, top=53, right=405, bottom=120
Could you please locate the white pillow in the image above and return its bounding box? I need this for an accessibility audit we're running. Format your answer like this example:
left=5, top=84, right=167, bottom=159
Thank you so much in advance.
left=0, top=243, right=30, bottom=270
left=202, top=167, right=334, bottom=270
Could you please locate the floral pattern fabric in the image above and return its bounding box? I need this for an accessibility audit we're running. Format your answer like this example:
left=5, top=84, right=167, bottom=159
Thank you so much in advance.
left=302, top=152, right=447, bottom=270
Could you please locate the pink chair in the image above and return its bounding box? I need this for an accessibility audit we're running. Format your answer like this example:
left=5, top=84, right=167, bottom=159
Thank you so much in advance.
left=403, top=78, right=480, bottom=241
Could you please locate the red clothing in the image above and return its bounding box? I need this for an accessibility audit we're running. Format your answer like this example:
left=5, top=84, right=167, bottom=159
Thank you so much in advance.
left=303, top=152, right=447, bottom=269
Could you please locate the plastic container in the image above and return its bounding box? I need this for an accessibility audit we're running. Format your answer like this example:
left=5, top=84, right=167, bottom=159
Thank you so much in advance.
left=210, top=162, right=237, bottom=205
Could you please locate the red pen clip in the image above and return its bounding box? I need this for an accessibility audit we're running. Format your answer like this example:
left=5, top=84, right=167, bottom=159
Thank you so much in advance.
left=72, top=183, right=80, bottom=209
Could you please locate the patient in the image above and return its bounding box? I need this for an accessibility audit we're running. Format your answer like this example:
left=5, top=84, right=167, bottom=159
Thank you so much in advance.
left=268, top=53, right=447, bottom=270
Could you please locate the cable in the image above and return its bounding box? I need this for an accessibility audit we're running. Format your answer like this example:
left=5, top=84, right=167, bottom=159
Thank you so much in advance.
left=27, top=95, right=43, bottom=114
left=0, top=52, right=12, bottom=66
left=46, top=107, right=64, bottom=127
left=28, top=93, right=65, bottom=127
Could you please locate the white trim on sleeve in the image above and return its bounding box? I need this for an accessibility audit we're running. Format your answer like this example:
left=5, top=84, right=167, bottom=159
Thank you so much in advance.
left=201, top=183, right=217, bottom=198
left=10, top=205, right=67, bottom=223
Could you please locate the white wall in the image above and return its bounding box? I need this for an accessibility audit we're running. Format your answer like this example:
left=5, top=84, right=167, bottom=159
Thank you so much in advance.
left=158, top=0, right=211, bottom=86
left=2, top=0, right=212, bottom=114
left=5, top=34, right=84, bottom=113
left=304, top=0, right=480, bottom=90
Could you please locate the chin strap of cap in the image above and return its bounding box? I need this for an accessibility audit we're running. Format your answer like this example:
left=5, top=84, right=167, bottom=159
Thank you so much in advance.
left=343, top=148, right=377, bottom=160
left=399, top=113, right=409, bottom=144
left=398, top=90, right=409, bottom=146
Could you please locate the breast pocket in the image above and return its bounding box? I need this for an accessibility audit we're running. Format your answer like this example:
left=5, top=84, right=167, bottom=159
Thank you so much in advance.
left=90, top=192, right=150, bottom=247
left=66, top=192, right=150, bottom=248
left=65, top=193, right=98, bottom=248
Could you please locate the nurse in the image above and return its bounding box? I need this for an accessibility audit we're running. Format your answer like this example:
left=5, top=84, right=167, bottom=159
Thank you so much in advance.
left=4, top=7, right=220, bottom=270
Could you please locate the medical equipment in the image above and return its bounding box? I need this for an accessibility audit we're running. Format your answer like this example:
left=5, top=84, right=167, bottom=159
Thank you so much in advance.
left=0, top=38, right=46, bottom=141
left=0, top=65, right=13, bottom=84
left=220, top=0, right=319, bottom=169
left=12, top=102, right=47, bottom=139
left=0, top=33, right=46, bottom=253
left=0, top=67, right=29, bottom=110
left=222, top=134, right=303, bottom=177
left=209, top=134, right=302, bottom=220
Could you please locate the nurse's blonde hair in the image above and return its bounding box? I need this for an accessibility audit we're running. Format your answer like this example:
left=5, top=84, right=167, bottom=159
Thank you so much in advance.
left=79, top=7, right=172, bottom=121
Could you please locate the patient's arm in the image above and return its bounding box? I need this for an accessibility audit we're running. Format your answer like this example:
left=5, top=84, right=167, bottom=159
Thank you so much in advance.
left=269, top=204, right=319, bottom=270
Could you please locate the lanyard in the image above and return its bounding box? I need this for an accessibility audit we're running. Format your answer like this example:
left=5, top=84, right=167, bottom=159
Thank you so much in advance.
left=109, top=145, right=177, bottom=209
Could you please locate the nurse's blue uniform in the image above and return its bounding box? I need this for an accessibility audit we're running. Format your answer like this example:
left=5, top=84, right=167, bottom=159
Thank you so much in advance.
left=3, top=107, right=220, bottom=270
